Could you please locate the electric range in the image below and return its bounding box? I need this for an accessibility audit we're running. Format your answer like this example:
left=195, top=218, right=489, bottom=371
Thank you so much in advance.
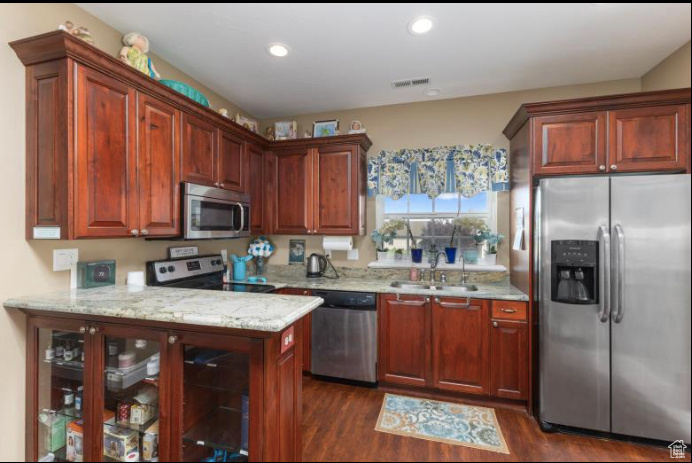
left=146, top=254, right=275, bottom=293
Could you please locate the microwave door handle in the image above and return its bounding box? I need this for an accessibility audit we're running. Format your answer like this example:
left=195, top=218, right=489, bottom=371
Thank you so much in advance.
left=237, top=203, right=245, bottom=233
left=597, top=225, right=611, bottom=322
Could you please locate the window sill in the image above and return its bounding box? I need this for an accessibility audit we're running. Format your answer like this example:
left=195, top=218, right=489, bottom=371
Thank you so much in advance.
left=367, top=260, right=506, bottom=273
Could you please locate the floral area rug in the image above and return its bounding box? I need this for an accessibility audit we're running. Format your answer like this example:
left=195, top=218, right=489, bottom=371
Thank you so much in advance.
left=375, top=393, right=509, bottom=454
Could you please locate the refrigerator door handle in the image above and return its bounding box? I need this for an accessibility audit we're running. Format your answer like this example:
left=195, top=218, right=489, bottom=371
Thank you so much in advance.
left=612, top=224, right=626, bottom=323
left=597, top=225, right=611, bottom=322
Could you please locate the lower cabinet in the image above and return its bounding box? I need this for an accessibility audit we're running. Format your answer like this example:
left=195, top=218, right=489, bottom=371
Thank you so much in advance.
left=378, top=294, right=529, bottom=403
left=25, top=315, right=301, bottom=462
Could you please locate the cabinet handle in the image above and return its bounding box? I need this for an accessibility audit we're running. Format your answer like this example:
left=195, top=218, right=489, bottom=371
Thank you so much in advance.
left=492, top=321, right=499, bottom=328
left=501, top=308, right=517, bottom=314
left=168, top=335, right=178, bottom=344
left=88, top=327, right=99, bottom=335
left=219, top=183, right=225, bottom=188
left=610, top=164, right=618, bottom=171
left=130, top=229, right=140, bottom=236
left=140, top=229, right=149, bottom=236
left=435, top=296, right=472, bottom=309
left=599, top=165, right=606, bottom=171
left=79, top=326, right=86, bottom=334
left=394, top=294, right=428, bottom=305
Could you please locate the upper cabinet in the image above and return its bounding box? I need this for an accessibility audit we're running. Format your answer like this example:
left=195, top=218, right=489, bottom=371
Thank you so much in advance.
left=11, top=31, right=371, bottom=239
left=504, top=88, right=691, bottom=177
left=270, top=137, right=370, bottom=236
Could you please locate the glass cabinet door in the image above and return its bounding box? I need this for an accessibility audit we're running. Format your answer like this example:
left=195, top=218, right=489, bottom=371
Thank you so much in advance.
left=170, top=333, right=260, bottom=462
left=94, top=326, right=168, bottom=463
left=32, top=319, right=92, bottom=463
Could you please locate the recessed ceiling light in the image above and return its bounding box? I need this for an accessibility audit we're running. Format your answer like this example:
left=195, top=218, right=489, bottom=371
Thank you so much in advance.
left=424, top=88, right=442, bottom=97
left=408, top=16, right=434, bottom=35
left=266, top=43, right=290, bottom=58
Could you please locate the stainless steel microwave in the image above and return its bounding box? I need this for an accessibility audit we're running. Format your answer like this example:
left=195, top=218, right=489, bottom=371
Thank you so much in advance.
left=183, top=183, right=250, bottom=239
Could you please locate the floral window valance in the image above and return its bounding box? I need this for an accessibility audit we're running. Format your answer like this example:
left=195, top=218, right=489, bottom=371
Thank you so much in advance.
left=367, top=144, right=509, bottom=200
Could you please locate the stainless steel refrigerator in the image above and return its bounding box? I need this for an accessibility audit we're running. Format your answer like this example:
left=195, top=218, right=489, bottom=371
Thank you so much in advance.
left=537, top=174, right=691, bottom=443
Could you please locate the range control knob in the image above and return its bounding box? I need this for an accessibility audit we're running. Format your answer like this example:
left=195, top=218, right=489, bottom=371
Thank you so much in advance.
left=159, top=267, right=167, bottom=274
left=167, top=265, right=176, bottom=273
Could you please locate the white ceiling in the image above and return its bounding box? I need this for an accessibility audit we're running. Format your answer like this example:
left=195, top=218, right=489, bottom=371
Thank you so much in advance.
left=77, top=3, right=691, bottom=119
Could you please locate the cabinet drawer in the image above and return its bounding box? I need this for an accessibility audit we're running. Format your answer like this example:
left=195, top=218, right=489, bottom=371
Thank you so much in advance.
left=491, top=301, right=527, bottom=321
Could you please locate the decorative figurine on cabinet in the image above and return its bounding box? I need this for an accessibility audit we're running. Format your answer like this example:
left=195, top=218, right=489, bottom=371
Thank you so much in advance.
left=118, top=32, right=160, bottom=79
left=303, top=130, right=312, bottom=138
left=58, top=20, right=94, bottom=44
left=264, top=126, right=276, bottom=141
left=218, top=108, right=230, bottom=118
left=349, top=119, right=366, bottom=134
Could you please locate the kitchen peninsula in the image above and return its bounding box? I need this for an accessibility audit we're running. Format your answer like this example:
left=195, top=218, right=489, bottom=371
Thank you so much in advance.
left=4, top=286, right=322, bottom=462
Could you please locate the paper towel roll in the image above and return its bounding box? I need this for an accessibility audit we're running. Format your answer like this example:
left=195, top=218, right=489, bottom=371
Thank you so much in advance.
left=322, top=236, right=353, bottom=251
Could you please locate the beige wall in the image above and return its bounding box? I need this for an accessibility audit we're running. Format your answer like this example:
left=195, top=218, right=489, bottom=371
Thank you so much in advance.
left=642, top=41, right=692, bottom=92
left=0, top=3, right=250, bottom=460
left=260, top=78, right=642, bottom=269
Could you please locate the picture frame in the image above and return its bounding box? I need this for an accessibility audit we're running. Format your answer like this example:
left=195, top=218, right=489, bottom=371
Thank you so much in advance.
left=288, top=239, right=306, bottom=265
left=235, top=113, right=259, bottom=133
left=275, top=120, right=297, bottom=140
left=313, top=119, right=339, bottom=138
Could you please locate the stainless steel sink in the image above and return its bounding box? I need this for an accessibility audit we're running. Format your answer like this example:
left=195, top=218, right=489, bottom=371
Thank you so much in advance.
left=435, top=284, right=479, bottom=292
left=389, top=281, right=432, bottom=290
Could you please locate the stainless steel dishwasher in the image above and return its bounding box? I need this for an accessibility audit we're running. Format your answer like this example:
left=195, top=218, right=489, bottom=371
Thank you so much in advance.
left=310, top=290, right=377, bottom=385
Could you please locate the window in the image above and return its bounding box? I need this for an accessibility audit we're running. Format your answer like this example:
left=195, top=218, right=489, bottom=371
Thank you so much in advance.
left=376, top=192, right=497, bottom=254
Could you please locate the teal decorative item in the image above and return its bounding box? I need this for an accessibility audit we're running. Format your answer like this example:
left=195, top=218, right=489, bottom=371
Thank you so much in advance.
left=248, top=236, right=275, bottom=275
left=159, top=79, right=210, bottom=107
left=231, top=254, right=253, bottom=281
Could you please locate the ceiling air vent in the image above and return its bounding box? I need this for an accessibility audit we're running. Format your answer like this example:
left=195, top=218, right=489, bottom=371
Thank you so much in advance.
left=391, top=77, right=430, bottom=89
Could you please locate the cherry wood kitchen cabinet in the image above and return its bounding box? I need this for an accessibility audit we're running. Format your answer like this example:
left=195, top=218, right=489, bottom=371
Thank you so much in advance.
left=277, top=288, right=314, bottom=373
left=533, top=112, right=607, bottom=176
left=432, top=297, right=490, bottom=396
left=246, top=142, right=270, bottom=234
left=269, top=136, right=370, bottom=236
left=378, top=294, right=432, bottom=388
left=181, top=113, right=217, bottom=187
left=217, top=129, right=246, bottom=192
left=489, top=300, right=529, bottom=401
left=137, top=92, right=181, bottom=237
left=22, top=311, right=304, bottom=462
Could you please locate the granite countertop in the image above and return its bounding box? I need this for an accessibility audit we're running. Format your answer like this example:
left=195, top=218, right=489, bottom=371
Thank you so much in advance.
left=260, top=275, right=528, bottom=301
left=3, top=285, right=323, bottom=333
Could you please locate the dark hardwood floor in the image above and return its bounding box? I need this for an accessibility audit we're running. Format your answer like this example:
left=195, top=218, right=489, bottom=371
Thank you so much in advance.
left=302, top=376, right=688, bottom=462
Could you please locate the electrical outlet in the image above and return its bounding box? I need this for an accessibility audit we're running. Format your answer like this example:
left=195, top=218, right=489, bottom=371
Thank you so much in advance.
left=347, top=249, right=359, bottom=260
left=53, top=249, right=78, bottom=271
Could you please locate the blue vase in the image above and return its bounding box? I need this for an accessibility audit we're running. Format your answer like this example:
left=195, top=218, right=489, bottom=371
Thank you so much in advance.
left=444, top=247, right=457, bottom=264
left=463, top=250, right=479, bottom=265
left=411, top=248, right=423, bottom=263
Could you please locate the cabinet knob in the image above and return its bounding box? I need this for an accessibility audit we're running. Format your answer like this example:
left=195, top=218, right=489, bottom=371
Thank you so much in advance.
left=130, top=229, right=140, bottom=236
left=599, top=165, right=606, bottom=171
left=492, top=321, right=499, bottom=328
left=79, top=326, right=86, bottom=334
left=168, top=335, right=178, bottom=344
left=610, top=164, right=618, bottom=171
left=425, top=297, right=431, bottom=303
left=88, top=327, right=98, bottom=335
left=219, top=183, right=225, bottom=188
left=140, top=229, right=149, bottom=236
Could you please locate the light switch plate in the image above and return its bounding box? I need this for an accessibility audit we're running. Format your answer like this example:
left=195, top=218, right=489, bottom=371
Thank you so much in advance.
left=220, top=249, right=228, bottom=263
left=53, top=249, right=78, bottom=271
left=347, top=249, right=359, bottom=260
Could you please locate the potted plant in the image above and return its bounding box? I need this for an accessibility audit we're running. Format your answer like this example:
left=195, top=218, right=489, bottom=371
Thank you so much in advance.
left=473, top=226, right=505, bottom=265
left=405, top=220, right=423, bottom=263
left=394, top=248, right=404, bottom=260
left=370, top=219, right=405, bottom=261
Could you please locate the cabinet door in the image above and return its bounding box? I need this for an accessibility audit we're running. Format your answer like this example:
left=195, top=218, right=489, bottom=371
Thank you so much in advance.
left=168, top=331, right=263, bottom=462
left=137, top=93, right=180, bottom=237
left=378, top=295, right=431, bottom=387
left=432, top=298, right=490, bottom=395
left=608, top=104, right=689, bottom=173
left=534, top=112, right=607, bottom=175
left=313, top=144, right=360, bottom=235
left=490, top=320, right=528, bottom=401
left=278, top=289, right=312, bottom=373
left=246, top=143, right=267, bottom=234
left=273, top=148, right=313, bottom=234
left=92, top=324, right=170, bottom=462
left=181, top=113, right=216, bottom=186
left=27, top=317, right=95, bottom=462
left=217, top=130, right=245, bottom=191
left=74, top=65, right=137, bottom=238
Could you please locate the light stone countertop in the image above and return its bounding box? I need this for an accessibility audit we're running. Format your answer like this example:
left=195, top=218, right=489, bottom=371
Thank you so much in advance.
left=3, top=285, right=323, bottom=333
left=255, top=275, right=529, bottom=301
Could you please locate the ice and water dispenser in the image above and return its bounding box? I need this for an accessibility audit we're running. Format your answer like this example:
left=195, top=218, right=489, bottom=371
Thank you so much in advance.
left=550, top=240, right=598, bottom=305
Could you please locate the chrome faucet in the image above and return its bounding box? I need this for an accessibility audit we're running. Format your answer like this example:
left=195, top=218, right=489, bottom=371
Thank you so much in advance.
left=429, top=251, right=447, bottom=284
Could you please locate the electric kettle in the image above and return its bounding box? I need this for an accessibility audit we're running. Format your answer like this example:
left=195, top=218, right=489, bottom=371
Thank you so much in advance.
left=306, top=253, right=328, bottom=278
